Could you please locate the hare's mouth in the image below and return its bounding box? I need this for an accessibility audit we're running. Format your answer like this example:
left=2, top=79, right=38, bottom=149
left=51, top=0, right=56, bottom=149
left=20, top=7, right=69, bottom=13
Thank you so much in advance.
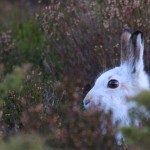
left=83, top=98, right=102, bottom=110
left=83, top=100, right=95, bottom=110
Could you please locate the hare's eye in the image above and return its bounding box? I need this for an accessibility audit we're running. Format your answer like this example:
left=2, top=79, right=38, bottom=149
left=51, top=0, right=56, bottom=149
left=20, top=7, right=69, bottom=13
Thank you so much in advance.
left=107, top=79, right=119, bottom=88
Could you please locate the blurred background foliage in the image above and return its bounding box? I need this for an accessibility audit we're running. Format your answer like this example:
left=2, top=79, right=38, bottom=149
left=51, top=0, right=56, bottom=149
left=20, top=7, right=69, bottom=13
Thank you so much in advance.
left=0, top=0, right=150, bottom=149
left=122, top=92, right=150, bottom=150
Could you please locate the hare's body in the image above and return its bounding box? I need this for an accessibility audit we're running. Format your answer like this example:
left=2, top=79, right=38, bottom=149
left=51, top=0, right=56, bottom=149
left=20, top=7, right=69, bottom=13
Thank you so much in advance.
left=83, top=30, right=149, bottom=126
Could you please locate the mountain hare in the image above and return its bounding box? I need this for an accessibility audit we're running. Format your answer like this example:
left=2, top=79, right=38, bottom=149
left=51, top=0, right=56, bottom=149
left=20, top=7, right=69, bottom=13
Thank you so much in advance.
left=83, top=29, right=149, bottom=126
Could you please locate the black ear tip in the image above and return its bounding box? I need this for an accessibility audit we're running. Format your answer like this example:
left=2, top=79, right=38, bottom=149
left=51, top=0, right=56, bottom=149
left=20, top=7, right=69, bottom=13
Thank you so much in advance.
left=131, top=30, right=144, bottom=44
left=132, top=30, right=144, bottom=38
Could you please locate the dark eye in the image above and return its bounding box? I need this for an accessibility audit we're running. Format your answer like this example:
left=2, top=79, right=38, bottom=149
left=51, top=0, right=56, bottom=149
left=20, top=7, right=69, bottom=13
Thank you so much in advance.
left=107, top=79, right=119, bottom=88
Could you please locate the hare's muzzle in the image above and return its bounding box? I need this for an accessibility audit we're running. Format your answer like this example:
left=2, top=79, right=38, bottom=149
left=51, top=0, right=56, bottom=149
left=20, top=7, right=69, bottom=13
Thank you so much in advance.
left=83, top=95, right=92, bottom=109
left=83, top=93, right=102, bottom=110
left=84, top=98, right=91, bottom=106
left=83, top=94, right=101, bottom=110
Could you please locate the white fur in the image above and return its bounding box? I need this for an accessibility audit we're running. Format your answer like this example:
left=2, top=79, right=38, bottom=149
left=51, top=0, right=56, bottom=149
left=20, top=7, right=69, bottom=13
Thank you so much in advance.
left=83, top=30, right=150, bottom=127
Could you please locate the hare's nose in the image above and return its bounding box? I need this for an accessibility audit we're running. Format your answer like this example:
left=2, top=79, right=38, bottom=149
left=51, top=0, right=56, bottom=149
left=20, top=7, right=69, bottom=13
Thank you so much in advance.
left=84, top=99, right=91, bottom=105
left=83, top=96, right=92, bottom=108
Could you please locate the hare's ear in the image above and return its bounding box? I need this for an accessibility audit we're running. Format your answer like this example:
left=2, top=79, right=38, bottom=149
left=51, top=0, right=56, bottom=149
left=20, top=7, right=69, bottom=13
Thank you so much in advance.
left=121, top=29, right=132, bottom=65
left=127, top=31, right=144, bottom=73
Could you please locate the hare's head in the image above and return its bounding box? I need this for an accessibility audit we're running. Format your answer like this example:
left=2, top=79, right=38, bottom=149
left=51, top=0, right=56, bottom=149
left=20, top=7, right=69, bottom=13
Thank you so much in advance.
left=83, top=29, right=149, bottom=125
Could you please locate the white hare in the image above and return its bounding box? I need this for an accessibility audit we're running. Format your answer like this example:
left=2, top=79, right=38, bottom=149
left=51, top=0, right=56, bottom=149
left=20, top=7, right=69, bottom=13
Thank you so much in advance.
left=83, top=29, right=149, bottom=126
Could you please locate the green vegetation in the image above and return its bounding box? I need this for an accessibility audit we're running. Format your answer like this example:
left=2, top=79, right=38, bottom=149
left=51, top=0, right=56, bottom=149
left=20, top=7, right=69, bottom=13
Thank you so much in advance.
left=0, top=0, right=150, bottom=149
left=0, top=134, right=49, bottom=150
left=122, top=92, right=150, bottom=150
